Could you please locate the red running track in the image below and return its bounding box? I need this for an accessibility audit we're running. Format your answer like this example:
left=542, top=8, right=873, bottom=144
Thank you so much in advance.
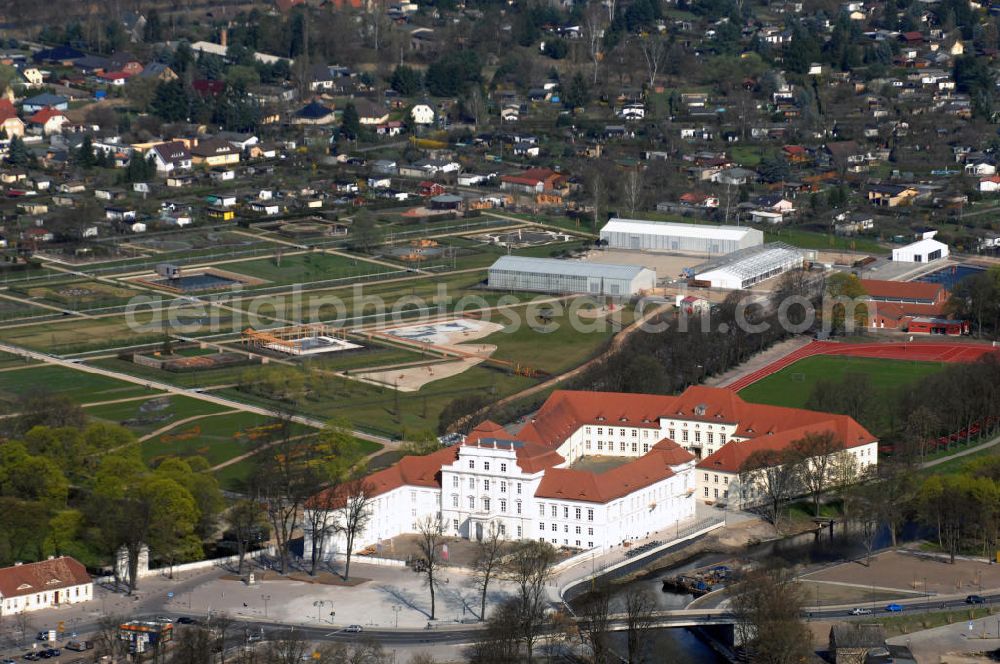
left=723, top=340, right=999, bottom=392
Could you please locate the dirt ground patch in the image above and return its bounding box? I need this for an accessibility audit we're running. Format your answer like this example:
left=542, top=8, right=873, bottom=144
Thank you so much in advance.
left=219, top=572, right=369, bottom=587
left=356, top=319, right=505, bottom=391
left=803, top=549, right=1000, bottom=597
left=578, top=249, right=697, bottom=280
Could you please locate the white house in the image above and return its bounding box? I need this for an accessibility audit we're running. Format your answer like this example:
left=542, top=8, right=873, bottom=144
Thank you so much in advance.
left=0, top=557, right=93, bottom=616
left=303, top=385, right=876, bottom=557
left=149, top=142, right=192, bottom=173
left=411, top=104, right=435, bottom=125
left=979, top=176, right=1000, bottom=192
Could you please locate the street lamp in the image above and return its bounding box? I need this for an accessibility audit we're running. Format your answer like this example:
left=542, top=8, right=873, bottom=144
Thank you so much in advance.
left=261, top=594, right=271, bottom=618
left=392, top=605, right=401, bottom=629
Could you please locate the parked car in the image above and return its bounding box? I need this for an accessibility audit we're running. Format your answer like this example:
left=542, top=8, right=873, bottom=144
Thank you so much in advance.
left=23, top=653, right=39, bottom=661
left=344, top=625, right=363, bottom=633
left=849, top=607, right=873, bottom=615
left=176, top=617, right=198, bottom=625
left=64, top=642, right=92, bottom=652
left=43, top=649, right=60, bottom=657
left=966, top=595, right=986, bottom=604
left=885, top=603, right=903, bottom=612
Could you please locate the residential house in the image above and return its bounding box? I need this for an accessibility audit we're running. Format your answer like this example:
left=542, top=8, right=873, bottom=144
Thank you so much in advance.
left=206, top=193, right=237, bottom=208
left=128, top=221, right=147, bottom=233
left=372, top=159, right=398, bottom=175
left=829, top=624, right=886, bottom=664
left=206, top=206, right=235, bottom=221
left=964, top=160, right=995, bottom=176
left=712, top=167, right=757, bottom=186
left=375, top=121, right=403, bottom=137
left=679, top=192, right=720, bottom=208
left=826, top=140, right=868, bottom=172
left=21, top=93, right=68, bottom=113
left=209, top=168, right=236, bottom=182
left=411, top=104, right=435, bottom=125
left=867, top=183, right=918, bottom=207
left=979, top=175, right=1000, bottom=192
left=0, top=99, right=25, bottom=138
left=190, top=138, right=240, bottom=167
left=105, top=206, right=137, bottom=222
left=500, top=168, right=568, bottom=195
left=136, top=63, right=178, bottom=82
left=166, top=174, right=195, bottom=188
left=97, top=71, right=132, bottom=87
left=353, top=99, right=389, bottom=126
left=249, top=201, right=281, bottom=215
left=21, top=67, right=44, bottom=87
left=107, top=52, right=143, bottom=76
left=0, top=557, right=93, bottom=616
left=149, top=142, right=192, bottom=173
left=293, top=100, right=335, bottom=125
left=833, top=212, right=875, bottom=235
left=28, top=107, right=67, bottom=135
left=217, top=132, right=258, bottom=152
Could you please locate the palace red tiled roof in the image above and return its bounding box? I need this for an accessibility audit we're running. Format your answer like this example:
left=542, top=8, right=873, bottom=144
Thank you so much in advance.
left=697, top=417, right=876, bottom=474
left=0, top=557, right=90, bottom=598
left=28, top=107, right=65, bottom=124
left=535, top=439, right=693, bottom=503
left=0, top=99, right=18, bottom=123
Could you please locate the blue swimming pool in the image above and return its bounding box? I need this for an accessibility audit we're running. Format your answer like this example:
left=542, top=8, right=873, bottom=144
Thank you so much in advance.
left=155, top=273, right=243, bottom=292
left=913, top=265, right=985, bottom=290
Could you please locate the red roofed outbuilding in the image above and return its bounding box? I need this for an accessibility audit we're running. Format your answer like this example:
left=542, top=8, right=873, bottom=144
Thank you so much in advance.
left=0, top=557, right=93, bottom=616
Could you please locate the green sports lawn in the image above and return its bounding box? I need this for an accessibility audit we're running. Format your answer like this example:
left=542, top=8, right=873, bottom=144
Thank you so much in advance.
left=737, top=355, right=946, bottom=427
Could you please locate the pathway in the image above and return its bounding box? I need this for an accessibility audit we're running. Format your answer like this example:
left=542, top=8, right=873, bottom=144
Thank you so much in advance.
left=920, top=433, right=1000, bottom=469
left=138, top=410, right=242, bottom=443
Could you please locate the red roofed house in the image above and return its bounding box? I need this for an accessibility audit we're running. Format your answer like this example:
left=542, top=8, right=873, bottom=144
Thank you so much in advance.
left=500, top=168, right=568, bottom=195
left=0, top=557, right=93, bottom=616
left=303, top=385, right=876, bottom=556
left=28, top=107, right=68, bottom=135
left=97, top=70, right=133, bottom=87
left=861, top=278, right=955, bottom=331
left=0, top=99, right=25, bottom=138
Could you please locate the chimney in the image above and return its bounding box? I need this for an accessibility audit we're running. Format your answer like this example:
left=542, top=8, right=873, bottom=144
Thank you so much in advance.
left=220, top=28, right=228, bottom=48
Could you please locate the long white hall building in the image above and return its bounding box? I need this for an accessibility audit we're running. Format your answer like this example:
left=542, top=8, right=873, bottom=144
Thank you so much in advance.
left=305, top=386, right=877, bottom=556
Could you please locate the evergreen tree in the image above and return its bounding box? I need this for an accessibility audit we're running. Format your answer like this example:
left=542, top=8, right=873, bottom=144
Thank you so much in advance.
left=75, top=135, right=96, bottom=168
left=562, top=72, right=590, bottom=109
left=6, top=135, right=32, bottom=166
left=151, top=79, right=189, bottom=122
left=390, top=66, right=423, bottom=96
left=340, top=102, right=360, bottom=140
left=144, top=10, right=163, bottom=43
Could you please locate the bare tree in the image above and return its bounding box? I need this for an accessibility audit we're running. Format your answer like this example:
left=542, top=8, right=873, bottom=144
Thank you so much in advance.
left=586, top=166, right=606, bottom=234
left=624, top=587, right=656, bottom=664
left=577, top=585, right=612, bottom=664
left=622, top=168, right=643, bottom=217
left=305, top=479, right=340, bottom=577
left=261, top=630, right=311, bottom=664
left=790, top=431, right=841, bottom=517
left=93, top=614, right=130, bottom=663
left=467, top=599, right=522, bottom=663
left=226, top=499, right=266, bottom=578
left=209, top=613, right=236, bottom=664
left=502, top=540, right=557, bottom=663
left=337, top=478, right=374, bottom=582
left=471, top=522, right=507, bottom=621
left=638, top=36, right=667, bottom=90
left=728, top=567, right=811, bottom=664
left=415, top=515, right=444, bottom=621
left=738, top=449, right=802, bottom=531
left=583, top=6, right=605, bottom=84
left=174, top=625, right=213, bottom=664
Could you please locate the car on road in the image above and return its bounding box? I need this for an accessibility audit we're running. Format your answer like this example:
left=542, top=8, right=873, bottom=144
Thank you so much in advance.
left=849, top=607, right=873, bottom=615
left=885, top=603, right=904, bottom=612
left=155, top=616, right=173, bottom=623
left=43, top=649, right=59, bottom=658
left=23, top=653, right=39, bottom=661
left=344, top=625, right=363, bottom=633
left=176, top=617, right=198, bottom=625
left=4, top=658, right=17, bottom=664
left=64, top=642, right=92, bottom=652
left=966, top=595, right=986, bottom=604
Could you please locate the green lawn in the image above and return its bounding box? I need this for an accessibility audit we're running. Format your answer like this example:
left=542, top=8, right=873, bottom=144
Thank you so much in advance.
left=218, top=364, right=536, bottom=439
left=85, top=395, right=232, bottom=435
left=738, top=355, right=947, bottom=435
left=484, top=309, right=617, bottom=375
left=141, top=410, right=307, bottom=468
left=0, top=365, right=159, bottom=408
left=224, top=252, right=394, bottom=285
left=764, top=228, right=885, bottom=254
left=739, top=356, right=945, bottom=410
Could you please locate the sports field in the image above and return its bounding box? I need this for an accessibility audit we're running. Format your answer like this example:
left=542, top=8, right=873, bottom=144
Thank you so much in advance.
left=738, top=355, right=946, bottom=410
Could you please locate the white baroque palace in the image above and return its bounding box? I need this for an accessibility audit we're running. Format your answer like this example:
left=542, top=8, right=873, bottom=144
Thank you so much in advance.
left=305, top=386, right=878, bottom=556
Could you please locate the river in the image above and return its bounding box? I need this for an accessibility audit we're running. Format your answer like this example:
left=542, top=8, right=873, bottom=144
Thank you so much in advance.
left=572, top=520, right=928, bottom=662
